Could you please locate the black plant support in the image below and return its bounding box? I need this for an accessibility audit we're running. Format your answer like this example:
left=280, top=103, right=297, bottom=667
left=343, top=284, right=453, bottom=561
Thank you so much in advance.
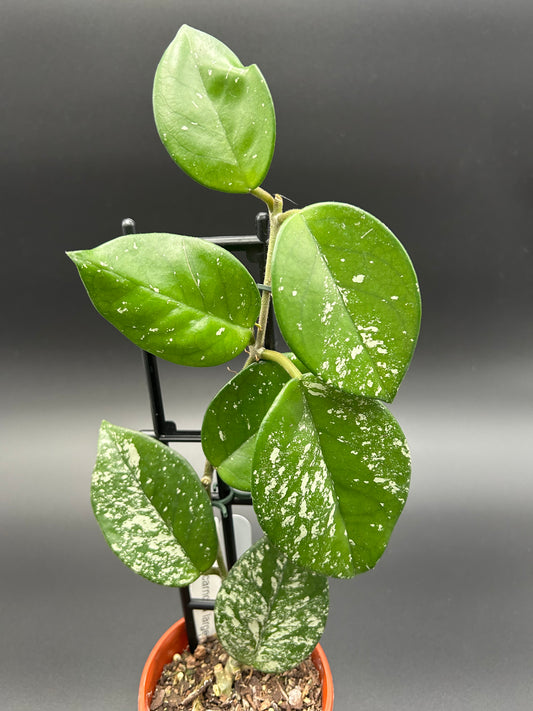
left=122, top=214, right=275, bottom=651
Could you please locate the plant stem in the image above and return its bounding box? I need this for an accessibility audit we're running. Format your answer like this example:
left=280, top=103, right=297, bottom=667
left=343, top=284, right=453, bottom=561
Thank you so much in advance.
left=250, top=186, right=275, bottom=212
left=200, top=460, right=228, bottom=578
left=201, top=460, right=214, bottom=494
left=207, top=194, right=297, bottom=580
left=205, top=542, right=228, bottom=579
left=246, top=193, right=284, bottom=365
left=216, top=544, right=228, bottom=579
left=259, top=349, right=302, bottom=379
left=277, top=208, right=300, bottom=224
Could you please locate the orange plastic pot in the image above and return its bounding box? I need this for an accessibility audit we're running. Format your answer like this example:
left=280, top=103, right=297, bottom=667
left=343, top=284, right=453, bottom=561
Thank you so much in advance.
left=138, top=618, right=334, bottom=711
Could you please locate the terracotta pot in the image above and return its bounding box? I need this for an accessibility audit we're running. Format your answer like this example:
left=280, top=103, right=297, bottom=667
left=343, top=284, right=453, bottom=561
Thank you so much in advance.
left=138, top=618, right=334, bottom=710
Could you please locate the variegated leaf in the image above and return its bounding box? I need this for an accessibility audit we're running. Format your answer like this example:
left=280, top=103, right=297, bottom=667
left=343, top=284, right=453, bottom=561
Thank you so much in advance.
left=201, top=360, right=293, bottom=491
left=253, top=375, right=411, bottom=578
left=271, top=202, right=421, bottom=401
left=215, top=537, right=328, bottom=673
left=91, top=421, right=218, bottom=586
left=68, top=233, right=260, bottom=367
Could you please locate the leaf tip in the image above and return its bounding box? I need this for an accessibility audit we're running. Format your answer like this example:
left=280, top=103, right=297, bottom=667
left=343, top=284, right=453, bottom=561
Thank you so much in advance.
left=98, top=419, right=118, bottom=440
left=66, top=249, right=82, bottom=264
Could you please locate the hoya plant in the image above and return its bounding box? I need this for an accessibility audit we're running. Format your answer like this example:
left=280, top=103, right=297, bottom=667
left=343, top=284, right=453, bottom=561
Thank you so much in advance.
left=69, top=25, right=420, bottom=676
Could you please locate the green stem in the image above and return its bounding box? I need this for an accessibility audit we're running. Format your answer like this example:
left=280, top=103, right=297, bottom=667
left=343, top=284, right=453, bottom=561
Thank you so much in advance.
left=250, top=186, right=275, bottom=212
left=246, top=194, right=284, bottom=365
left=202, top=194, right=291, bottom=579
left=277, top=208, right=300, bottom=224
left=202, top=197, right=299, bottom=580
left=201, top=460, right=214, bottom=494
left=216, top=544, right=228, bottom=579
left=205, top=542, right=228, bottom=579
left=259, top=349, right=302, bottom=379
left=201, top=459, right=228, bottom=578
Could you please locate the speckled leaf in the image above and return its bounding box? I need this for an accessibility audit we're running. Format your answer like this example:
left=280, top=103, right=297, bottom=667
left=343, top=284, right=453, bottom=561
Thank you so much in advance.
left=253, top=375, right=411, bottom=578
left=68, top=233, right=260, bottom=367
left=271, top=202, right=421, bottom=401
left=215, top=537, right=329, bottom=673
left=201, top=360, right=293, bottom=491
left=153, top=25, right=275, bottom=193
left=91, top=421, right=218, bottom=586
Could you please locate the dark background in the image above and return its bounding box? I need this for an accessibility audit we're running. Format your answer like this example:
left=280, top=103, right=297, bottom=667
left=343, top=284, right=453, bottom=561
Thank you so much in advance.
left=2, top=1, right=532, bottom=709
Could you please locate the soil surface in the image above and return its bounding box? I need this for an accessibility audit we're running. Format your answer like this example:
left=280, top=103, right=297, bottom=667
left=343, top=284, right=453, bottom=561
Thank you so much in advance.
left=149, top=636, right=322, bottom=711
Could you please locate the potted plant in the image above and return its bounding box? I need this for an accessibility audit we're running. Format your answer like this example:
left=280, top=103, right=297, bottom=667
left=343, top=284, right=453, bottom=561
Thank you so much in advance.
left=68, top=25, right=421, bottom=710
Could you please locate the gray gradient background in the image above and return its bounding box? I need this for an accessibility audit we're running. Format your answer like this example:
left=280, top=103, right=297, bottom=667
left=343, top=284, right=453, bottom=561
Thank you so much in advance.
left=1, top=1, right=532, bottom=709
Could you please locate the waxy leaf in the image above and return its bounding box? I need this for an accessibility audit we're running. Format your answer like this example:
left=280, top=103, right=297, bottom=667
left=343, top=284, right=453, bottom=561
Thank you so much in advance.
left=91, top=421, right=218, bottom=586
left=215, top=537, right=329, bottom=673
left=271, top=202, right=421, bottom=401
left=201, top=360, right=293, bottom=491
left=68, top=233, right=260, bottom=367
left=153, top=25, right=276, bottom=193
left=253, top=375, right=411, bottom=578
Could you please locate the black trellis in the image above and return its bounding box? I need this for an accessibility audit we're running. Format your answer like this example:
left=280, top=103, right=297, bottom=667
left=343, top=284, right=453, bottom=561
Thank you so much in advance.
left=121, top=214, right=275, bottom=651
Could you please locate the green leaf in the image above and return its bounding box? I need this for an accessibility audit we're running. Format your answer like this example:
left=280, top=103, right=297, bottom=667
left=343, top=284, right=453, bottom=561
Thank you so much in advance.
left=215, top=537, right=329, bottom=673
left=68, top=233, right=260, bottom=367
left=271, top=202, right=421, bottom=401
left=91, top=421, right=218, bottom=586
left=252, top=375, right=411, bottom=578
left=201, top=360, right=293, bottom=491
left=153, top=25, right=276, bottom=193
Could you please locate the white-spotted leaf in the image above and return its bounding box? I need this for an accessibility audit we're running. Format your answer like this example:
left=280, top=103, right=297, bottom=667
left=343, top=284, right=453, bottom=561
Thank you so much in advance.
left=215, top=537, right=329, bottom=673
left=153, top=25, right=275, bottom=193
left=91, top=421, right=218, bottom=586
left=252, top=375, right=411, bottom=578
left=271, top=202, right=421, bottom=401
left=68, top=233, right=260, bottom=367
left=201, top=360, right=293, bottom=491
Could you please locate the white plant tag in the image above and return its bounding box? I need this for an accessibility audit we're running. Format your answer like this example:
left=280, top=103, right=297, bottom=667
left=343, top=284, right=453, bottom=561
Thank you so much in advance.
left=190, top=514, right=252, bottom=639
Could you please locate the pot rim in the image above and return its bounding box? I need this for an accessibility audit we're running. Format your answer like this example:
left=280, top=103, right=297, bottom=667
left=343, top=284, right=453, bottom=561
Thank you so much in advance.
left=138, top=618, right=334, bottom=711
